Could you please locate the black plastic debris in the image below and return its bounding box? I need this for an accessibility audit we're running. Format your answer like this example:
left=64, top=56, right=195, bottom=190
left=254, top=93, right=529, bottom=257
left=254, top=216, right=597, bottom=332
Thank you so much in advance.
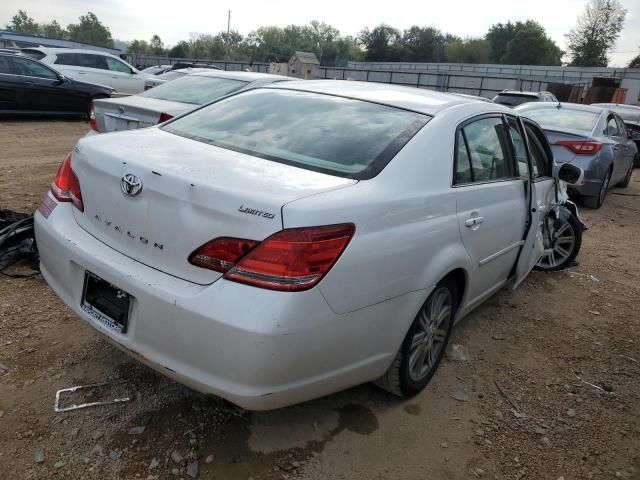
left=0, top=209, right=39, bottom=278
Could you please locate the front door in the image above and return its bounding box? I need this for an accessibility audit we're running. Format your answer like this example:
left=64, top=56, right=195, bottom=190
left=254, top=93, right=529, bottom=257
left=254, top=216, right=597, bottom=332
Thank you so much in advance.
left=105, top=56, right=142, bottom=94
left=454, top=115, right=528, bottom=306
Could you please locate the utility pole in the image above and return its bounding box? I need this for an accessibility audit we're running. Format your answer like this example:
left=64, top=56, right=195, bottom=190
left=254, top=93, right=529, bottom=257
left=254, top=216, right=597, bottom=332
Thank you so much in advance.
left=226, top=10, right=231, bottom=60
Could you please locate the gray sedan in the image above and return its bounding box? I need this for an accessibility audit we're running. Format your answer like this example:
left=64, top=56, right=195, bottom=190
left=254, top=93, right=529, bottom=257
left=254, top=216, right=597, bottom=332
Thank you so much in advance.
left=89, top=70, right=291, bottom=134
left=516, top=103, right=637, bottom=208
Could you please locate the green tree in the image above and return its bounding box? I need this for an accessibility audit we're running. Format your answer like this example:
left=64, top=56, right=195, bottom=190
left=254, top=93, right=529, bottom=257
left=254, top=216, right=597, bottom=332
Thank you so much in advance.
left=128, top=39, right=149, bottom=55
left=401, top=26, right=448, bottom=62
left=309, top=20, right=339, bottom=64
left=566, top=0, right=627, bottom=67
left=358, top=24, right=402, bottom=61
left=149, top=34, right=164, bottom=55
left=7, top=10, right=40, bottom=34
left=168, top=40, right=190, bottom=58
left=446, top=38, right=491, bottom=64
left=487, top=21, right=562, bottom=65
left=41, top=20, right=66, bottom=38
left=67, top=12, right=114, bottom=47
left=629, top=54, right=640, bottom=68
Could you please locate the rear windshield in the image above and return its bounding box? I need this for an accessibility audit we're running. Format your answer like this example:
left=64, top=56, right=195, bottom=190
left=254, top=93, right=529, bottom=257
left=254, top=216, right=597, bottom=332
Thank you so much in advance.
left=521, top=107, right=600, bottom=133
left=140, top=75, right=248, bottom=105
left=493, top=94, right=538, bottom=106
left=163, top=88, right=429, bottom=179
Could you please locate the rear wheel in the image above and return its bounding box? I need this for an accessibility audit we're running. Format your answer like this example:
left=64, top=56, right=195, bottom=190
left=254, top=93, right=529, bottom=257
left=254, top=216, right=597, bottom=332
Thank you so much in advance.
left=374, top=276, right=457, bottom=397
left=583, top=168, right=611, bottom=209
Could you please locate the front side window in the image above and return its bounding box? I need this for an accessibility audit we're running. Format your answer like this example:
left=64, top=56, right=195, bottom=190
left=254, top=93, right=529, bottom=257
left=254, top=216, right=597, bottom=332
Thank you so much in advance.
left=76, top=54, right=108, bottom=70
left=606, top=116, right=620, bottom=137
left=455, top=116, right=515, bottom=184
left=140, top=75, right=248, bottom=105
left=614, top=115, right=627, bottom=138
left=506, top=116, right=529, bottom=178
left=523, top=124, right=551, bottom=178
left=164, top=88, right=429, bottom=179
left=106, top=57, right=132, bottom=73
left=11, top=57, right=57, bottom=79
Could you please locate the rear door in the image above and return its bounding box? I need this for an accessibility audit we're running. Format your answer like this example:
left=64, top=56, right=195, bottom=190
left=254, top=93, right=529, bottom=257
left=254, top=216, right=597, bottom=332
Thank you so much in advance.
left=0, top=56, right=25, bottom=111
left=612, top=114, right=636, bottom=176
left=71, top=53, right=111, bottom=88
left=454, top=115, right=527, bottom=305
left=605, top=113, right=627, bottom=182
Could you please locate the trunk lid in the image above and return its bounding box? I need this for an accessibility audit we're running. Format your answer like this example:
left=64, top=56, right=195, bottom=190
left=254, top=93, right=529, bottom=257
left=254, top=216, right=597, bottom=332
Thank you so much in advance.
left=71, top=128, right=356, bottom=285
left=94, top=96, right=192, bottom=133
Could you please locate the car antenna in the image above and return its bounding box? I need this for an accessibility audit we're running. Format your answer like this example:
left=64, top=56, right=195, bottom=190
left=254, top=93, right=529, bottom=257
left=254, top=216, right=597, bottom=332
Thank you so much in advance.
left=556, top=101, right=562, bottom=109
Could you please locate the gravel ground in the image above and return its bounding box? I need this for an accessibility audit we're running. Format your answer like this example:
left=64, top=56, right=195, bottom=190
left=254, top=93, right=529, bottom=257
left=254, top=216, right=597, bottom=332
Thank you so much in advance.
left=0, top=119, right=638, bottom=480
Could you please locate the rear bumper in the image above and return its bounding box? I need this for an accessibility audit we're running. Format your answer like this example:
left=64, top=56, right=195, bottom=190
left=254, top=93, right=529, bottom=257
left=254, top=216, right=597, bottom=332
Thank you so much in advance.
left=35, top=196, right=423, bottom=409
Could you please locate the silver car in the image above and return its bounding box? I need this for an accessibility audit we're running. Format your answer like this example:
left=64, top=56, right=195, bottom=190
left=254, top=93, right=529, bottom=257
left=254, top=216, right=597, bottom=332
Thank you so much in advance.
left=89, top=70, right=291, bottom=133
left=516, top=103, right=637, bottom=208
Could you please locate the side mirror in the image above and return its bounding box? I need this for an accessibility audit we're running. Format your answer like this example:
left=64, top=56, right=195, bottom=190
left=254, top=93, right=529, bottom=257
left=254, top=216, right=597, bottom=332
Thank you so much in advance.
left=556, top=163, right=585, bottom=186
left=54, top=73, right=65, bottom=84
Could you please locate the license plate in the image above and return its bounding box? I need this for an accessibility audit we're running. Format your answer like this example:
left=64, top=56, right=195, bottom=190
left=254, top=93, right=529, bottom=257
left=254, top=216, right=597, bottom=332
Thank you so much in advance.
left=81, top=272, right=130, bottom=334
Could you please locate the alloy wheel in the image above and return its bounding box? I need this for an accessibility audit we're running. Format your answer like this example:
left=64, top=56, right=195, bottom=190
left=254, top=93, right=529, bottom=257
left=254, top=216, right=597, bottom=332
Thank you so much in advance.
left=408, top=287, right=453, bottom=382
left=537, top=218, right=576, bottom=269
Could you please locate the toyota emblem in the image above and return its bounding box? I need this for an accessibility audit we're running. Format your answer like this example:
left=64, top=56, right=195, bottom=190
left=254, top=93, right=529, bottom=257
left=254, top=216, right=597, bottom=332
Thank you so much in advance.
left=121, top=174, right=143, bottom=197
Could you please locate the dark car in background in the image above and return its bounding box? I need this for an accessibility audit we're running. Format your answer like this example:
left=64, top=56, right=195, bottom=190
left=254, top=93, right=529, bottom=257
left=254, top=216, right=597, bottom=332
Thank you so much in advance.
left=593, top=103, right=640, bottom=166
left=493, top=90, right=558, bottom=107
left=0, top=52, right=114, bottom=117
left=516, top=102, right=637, bottom=209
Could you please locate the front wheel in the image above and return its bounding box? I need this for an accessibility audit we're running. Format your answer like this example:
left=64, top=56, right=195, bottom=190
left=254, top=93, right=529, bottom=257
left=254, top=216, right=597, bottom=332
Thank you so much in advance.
left=535, top=209, right=582, bottom=272
left=374, top=277, right=457, bottom=397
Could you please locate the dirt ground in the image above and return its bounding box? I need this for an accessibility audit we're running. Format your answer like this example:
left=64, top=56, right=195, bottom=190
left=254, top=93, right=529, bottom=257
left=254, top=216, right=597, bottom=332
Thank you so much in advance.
left=0, top=119, right=638, bottom=480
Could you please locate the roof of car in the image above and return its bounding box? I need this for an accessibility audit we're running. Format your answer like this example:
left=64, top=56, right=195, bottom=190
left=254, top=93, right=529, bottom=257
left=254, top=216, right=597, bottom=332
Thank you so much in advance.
left=188, top=69, right=291, bottom=82
left=498, top=90, right=545, bottom=96
left=21, top=47, right=120, bottom=57
left=516, top=102, right=605, bottom=114
left=592, top=103, right=640, bottom=111
left=266, top=80, right=487, bottom=115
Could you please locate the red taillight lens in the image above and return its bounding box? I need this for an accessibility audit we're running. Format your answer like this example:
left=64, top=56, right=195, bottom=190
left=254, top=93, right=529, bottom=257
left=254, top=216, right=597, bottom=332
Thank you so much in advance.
left=50, top=152, right=83, bottom=211
left=555, top=140, right=602, bottom=155
left=158, top=112, right=174, bottom=124
left=89, top=100, right=98, bottom=131
left=189, top=237, right=259, bottom=273
left=225, top=224, right=355, bottom=292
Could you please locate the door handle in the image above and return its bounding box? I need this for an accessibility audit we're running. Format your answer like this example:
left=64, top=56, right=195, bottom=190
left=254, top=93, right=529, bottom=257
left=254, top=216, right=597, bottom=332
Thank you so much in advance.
left=111, top=76, right=118, bottom=79
left=613, top=145, right=620, bottom=150
left=465, top=217, right=484, bottom=227
left=77, top=72, right=86, bottom=75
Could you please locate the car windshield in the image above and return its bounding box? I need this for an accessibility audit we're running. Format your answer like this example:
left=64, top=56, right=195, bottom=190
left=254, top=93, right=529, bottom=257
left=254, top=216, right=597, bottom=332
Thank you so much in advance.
left=139, top=75, right=248, bottom=105
left=493, top=94, right=539, bottom=106
left=163, top=88, right=429, bottom=179
left=521, top=107, right=600, bottom=133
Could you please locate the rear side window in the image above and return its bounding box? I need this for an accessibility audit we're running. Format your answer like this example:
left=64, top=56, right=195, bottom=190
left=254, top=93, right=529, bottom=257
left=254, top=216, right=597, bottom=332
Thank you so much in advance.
left=54, top=53, right=77, bottom=65
left=140, top=75, right=248, bottom=105
left=521, top=107, right=599, bottom=134
left=455, top=116, right=515, bottom=184
left=164, top=88, right=429, bottom=179
left=0, top=56, right=11, bottom=74
left=76, top=54, right=108, bottom=70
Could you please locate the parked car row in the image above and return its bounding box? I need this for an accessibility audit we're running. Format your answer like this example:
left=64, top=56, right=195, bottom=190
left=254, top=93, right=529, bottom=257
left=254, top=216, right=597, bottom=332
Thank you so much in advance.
left=35, top=79, right=589, bottom=410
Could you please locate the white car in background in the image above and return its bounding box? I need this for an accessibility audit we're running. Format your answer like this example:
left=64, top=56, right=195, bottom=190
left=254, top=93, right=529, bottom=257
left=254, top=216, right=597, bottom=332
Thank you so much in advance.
left=35, top=81, right=584, bottom=410
left=89, top=70, right=291, bottom=133
left=20, top=47, right=165, bottom=94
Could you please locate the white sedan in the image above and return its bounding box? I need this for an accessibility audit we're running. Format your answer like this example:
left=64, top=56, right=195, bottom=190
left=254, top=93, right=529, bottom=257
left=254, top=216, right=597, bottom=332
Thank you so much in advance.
left=35, top=81, right=583, bottom=410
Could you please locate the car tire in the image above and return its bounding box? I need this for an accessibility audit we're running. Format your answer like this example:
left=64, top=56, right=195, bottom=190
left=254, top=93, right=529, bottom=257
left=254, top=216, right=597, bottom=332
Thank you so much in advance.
left=374, top=276, right=458, bottom=397
left=618, top=162, right=633, bottom=188
left=534, top=211, right=583, bottom=272
left=583, top=168, right=611, bottom=209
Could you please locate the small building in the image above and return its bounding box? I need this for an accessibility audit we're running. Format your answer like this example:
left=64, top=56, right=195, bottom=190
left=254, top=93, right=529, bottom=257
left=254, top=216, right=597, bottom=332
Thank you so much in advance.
left=0, top=29, right=122, bottom=55
left=269, top=62, right=289, bottom=76
left=288, top=51, right=319, bottom=80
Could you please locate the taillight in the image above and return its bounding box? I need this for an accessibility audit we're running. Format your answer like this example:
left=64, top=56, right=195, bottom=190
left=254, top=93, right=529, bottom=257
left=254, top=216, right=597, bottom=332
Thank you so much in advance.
left=555, top=140, right=602, bottom=155
left=50, top=152, right=83, bottom=211
left=189, top=237, right=259, bottom=273
left=158, top=112, right=174, bottom=124
left=189, top=224, right=355, bottom=291
left=89, top=100, right=97, bottom=131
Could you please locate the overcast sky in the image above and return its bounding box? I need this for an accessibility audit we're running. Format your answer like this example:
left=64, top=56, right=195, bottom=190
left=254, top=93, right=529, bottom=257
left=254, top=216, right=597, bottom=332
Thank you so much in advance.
left=1, top=0, right=639, bottom=66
